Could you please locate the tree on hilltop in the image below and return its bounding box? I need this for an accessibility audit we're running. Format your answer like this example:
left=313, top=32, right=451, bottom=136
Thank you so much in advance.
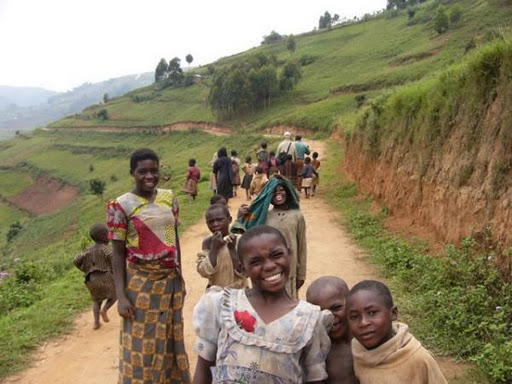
left=186, top=54, right=194, bottom=68
left=286, top=35, right=296, bottom=54
left=155, top=58, right=168, bottom=82
left=261, top=30, right=283, bottom=45
left=319, top=11, right=332, bottom=29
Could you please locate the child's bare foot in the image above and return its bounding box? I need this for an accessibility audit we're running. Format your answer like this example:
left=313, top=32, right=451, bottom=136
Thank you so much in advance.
left=100, top=310, right=110, bottom=323
left=93, top=322, right=101, bottom=330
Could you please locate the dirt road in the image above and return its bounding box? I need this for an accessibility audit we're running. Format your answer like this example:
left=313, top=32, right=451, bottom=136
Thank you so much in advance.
left=2, top=141, right=464, bottom=383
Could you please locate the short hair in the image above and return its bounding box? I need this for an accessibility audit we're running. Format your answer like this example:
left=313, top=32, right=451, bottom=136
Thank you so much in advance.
left=261, top=141, right=268, bottom=149
left=269, top=150, right=276, bottom=156
left=237, top=225, right=288, bottom=260
left=218, top=147, right=228, bottom=158
left=188, top=158, right=196, bottom=166
left=130, top=148, right=159, bottom=173
left=295, top=135, right=302, bottom=141
left=348, top=280, right=394, bottom=309
left=245, top=156, right=252, bottom=163
left=206, top=203, right=230, bottom=218
left=306, top=276, right=349, bottom=302
left=210, top=194, right=227, bottom=205
left=255, top=165, right=263, bottom=173
left=304, top=157, right=311, bottom=163
left=231, top=149, right=237, bottom=156
left=312, top=151, right=319, bottom=158
left=89, top=223, right=108, bottom=243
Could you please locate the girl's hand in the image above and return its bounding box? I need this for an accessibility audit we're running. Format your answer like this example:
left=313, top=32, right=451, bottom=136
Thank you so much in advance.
left=118, top=296, right=135, bottom=319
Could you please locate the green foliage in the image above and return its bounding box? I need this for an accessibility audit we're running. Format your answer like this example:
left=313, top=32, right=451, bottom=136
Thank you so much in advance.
left=279, top=61, right=302, bottom=91
left=261, top=30, right=283, bottom=45
left=319, top=11, right=332, bottom=29
left=434, top=6, right=450, bottom=34
left=155, top=58, right=168, bottom=82
left=6, top=221, right=23, bottom=243
left=299, top=54, right=315, bottom=66
left=449, top=4, right=463, bottom=24
left=103, top=93, right=109, bottom=103
left=89, top=178, right=106, bottom=198
left=286, top=35, right=296, bottom=54
left=97, top=108, right=108, bottom=120
left=185, top=53, right=193, bottom=66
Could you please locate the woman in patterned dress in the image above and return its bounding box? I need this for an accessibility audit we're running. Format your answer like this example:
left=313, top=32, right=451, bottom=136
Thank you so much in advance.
left=108, top=148, right=190, bottom=384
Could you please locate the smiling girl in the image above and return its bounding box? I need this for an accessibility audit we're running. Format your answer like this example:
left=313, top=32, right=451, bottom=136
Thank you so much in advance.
left=192, top=225, right=331, bottom=384
left=233, top=175, right=307, bottom=299
left=107, top=148, right=190, bottom=384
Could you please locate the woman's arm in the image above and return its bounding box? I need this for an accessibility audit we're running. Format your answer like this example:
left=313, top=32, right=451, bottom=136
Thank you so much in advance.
left=111, top=239, right=134, bottom=319
left=193, top=356, right=214, bottom=384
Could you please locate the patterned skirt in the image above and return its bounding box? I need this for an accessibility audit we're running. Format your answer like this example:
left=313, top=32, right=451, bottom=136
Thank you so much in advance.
left=119, top=261, right=190, bottom=384
left=182, top=179, right=198, bottom=197
left=85, top=270, right=116, bottom=302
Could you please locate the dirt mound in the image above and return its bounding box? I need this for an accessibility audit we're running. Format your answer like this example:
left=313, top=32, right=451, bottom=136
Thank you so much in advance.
left=9, top=176, right=78, bottom=215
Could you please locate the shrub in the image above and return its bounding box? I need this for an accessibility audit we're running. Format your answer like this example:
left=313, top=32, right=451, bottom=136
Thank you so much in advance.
left=449, top=5, right=463, bottom=24
left=433, top=6, right=449, bottom=34
left=6, top=222, right=23, bottom=243
left=97, top=109, right=109, bottom=120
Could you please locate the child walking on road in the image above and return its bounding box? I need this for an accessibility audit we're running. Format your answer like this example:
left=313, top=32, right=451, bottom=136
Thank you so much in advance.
left=192, top=225, right=331, bottom=383
left=241, top=156, right=255, bottom=201
left=73, top=223, right=116, bottom=330
left=182, top=158, right=201, bottom=201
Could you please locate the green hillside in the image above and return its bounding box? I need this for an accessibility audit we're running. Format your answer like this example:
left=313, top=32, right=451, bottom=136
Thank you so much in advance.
left=50, top=0, right=511, bottom=133
left=1, top=0, right=512, bottom=381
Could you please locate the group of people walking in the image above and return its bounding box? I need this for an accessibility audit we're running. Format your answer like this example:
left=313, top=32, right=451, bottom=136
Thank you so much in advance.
left=74, top=146, right=447, bottom=384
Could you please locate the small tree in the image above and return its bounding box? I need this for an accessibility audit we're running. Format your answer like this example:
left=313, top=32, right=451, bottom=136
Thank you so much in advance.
left=89, top=179, right=106, bottom=199
left=155, top=58, right=168, bottom=82
left=319, top=11, right=332, bottom=29
left=434, top=7, right=449, bottom=34
left=186, top=54, right=193, bottom=67
left=286, top=35, right=296, bottom=54
left=261, top=30, right=282, bottom=44
left=449, top=5, right=463, bottom=23
left=103, top=93, right=110, bottom=103
left=7, top=222, right=23, bottom=243
left=89, top=164, right=95, bottom=172
left=97, top=109, right=109, bottom=120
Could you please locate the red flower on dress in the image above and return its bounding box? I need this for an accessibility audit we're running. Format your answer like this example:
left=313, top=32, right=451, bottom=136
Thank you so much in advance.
left=234, top=310, right=257, bottom=333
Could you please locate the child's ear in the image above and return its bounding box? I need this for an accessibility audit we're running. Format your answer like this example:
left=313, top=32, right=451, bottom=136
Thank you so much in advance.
left=391, top=306, right=398, bottom=321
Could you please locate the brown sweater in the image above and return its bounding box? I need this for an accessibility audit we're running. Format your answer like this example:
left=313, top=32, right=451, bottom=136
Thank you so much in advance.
left=352, top=322, right=447, bottom=384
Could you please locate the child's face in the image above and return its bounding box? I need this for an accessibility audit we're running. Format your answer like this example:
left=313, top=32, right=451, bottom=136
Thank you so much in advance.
left=131, top=159, right=159, bottom=194
left=205, top=208, right=231, bottom=236
left=271, top=185, right=287, bottom=206
left=347, top=289, right=397, bottom=350
left=310, top=286, right=349, bottom=341
left=240, top=233, right=290, bottom=293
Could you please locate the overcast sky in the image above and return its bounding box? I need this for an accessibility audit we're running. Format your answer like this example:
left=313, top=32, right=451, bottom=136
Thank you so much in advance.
left=0, top=0, right=386, bottom=92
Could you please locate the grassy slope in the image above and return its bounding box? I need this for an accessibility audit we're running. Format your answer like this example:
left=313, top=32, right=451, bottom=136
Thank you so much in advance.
left=49, top=0, right=512, bottom=133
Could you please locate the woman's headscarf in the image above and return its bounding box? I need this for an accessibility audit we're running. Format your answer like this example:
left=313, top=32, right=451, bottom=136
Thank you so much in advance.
left=231, top=175, right=300, bottom=234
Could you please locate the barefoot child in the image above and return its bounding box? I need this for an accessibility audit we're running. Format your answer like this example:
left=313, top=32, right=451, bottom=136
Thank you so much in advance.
left=73, top=223, right=117, bottom=329
left=311, top=151, right=321, bottom=196
left=301, top=156, right=318, bottom=198
left=192, top=225, right=331, bottom=383
left=307, top=276, right=359, bottom=384
left=182, top=158, right=201, bottom=201
left=241, top=156, right=255, bottom=201
left=196, top=204, right=248, bottom=289
left=346, top=280, right=447, bottom=384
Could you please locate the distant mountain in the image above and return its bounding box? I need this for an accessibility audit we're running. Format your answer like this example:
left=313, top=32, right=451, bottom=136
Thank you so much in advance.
left=0, top=72, right=154, bottom=139
left=0, top=86, right=59, bottom=108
